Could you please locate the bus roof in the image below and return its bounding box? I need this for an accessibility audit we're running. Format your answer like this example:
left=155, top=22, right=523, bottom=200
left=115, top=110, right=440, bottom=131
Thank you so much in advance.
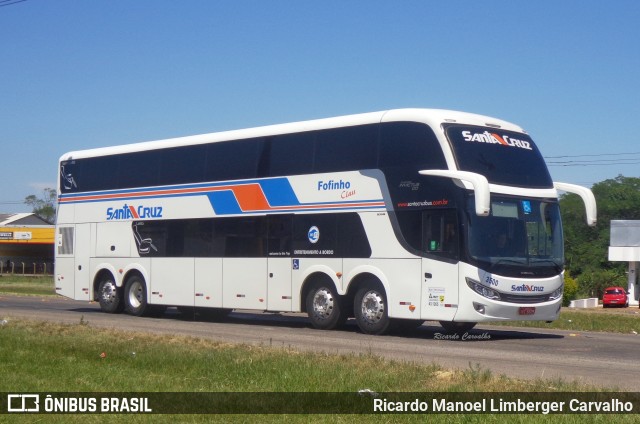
left=59, top=108, right=525, bottom=162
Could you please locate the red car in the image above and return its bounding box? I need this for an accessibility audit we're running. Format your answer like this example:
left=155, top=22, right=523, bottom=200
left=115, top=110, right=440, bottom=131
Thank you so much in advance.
left=602, top=286, right=629, bottom=308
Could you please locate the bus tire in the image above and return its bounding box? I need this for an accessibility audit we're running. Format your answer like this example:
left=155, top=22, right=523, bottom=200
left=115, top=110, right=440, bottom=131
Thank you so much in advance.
left=306, top=281, right=347, bottom=330
left=439, top=321, right=476, bottom=334
left=354, top=282, right=391, bottom=335
left=124, top=275, right=150, bottom=317
left=97, top=276, right=124, bottom=313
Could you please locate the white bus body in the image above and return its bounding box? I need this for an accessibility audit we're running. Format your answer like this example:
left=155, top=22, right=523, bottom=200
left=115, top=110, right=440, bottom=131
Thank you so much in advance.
left=55, top=109, right=596, bottom=334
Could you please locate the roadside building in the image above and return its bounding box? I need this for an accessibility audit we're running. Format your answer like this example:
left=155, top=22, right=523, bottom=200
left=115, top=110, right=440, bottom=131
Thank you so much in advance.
left=608, top=220, right=640, bottom=306
left=0, top=213, right=54, bottom=274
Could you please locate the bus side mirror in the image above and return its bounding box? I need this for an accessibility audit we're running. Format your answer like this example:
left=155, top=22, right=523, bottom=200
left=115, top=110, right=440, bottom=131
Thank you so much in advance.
left=554, top=182, right=597, bottom=227
left=419, top=169, right=490, bottom=217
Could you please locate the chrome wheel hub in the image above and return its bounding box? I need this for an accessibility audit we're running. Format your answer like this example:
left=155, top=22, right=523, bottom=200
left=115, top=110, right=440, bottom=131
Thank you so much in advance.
left=312, top=288, right=334, bottom=320
left=128, top=280, right=144, bottom=308
left=100, top=281, right=117, bottom=304
left=361, top=291, right=385, bottom=324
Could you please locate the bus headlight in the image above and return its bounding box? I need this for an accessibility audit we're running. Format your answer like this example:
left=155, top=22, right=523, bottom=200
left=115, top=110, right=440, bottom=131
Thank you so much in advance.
left=466, top=278, right=501, bottom=301
left=549, top=285, right=564, bottom=301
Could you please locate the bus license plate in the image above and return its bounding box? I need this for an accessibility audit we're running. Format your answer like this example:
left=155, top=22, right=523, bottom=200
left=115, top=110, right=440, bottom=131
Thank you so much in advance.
left=519, top=307, right=536, bottom=315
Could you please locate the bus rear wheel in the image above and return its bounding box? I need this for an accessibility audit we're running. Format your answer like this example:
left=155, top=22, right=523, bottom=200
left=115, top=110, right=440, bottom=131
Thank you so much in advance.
left=306, top=281, right=347, bottom=330
left=97, top=276, right=123, bottom=313
left=124, top=275, right=150, bottom=317
left=354, top=283, right=391, bottom=335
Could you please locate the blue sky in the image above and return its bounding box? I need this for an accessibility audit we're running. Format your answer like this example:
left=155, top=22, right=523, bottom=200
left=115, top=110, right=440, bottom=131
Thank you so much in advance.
left=1, top=0, right=639, bottom=213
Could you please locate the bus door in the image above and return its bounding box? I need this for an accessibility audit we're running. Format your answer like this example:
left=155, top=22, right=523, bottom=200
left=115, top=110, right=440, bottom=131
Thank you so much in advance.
left=55, top=224, right=92, bottom=300
left=73, top=223, right=92, bottom=300
left=221, top=216, right=269, bottom=310
left=267, top=215, right=293, bottom=311
left=267, top=258, right=292, bottom=311
left=420, top=209, right=459, bottom=321
left=55, top=225, right=76, bottom=299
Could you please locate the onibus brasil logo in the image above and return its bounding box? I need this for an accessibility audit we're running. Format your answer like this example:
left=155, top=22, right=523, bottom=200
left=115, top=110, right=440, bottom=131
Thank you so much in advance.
left=107, top=204, right=163, bottom=220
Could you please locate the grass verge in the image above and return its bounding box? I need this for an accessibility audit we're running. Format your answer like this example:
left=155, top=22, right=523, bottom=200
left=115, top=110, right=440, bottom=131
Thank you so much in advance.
left=0, top=275, right=55, bottom=296
left=0, top=318, right=633, bottom=423
left=490, top=308, right=640, bottom=334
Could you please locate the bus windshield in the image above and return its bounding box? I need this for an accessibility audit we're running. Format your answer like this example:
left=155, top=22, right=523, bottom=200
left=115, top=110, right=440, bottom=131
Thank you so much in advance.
left=445, top=125, right=553, bottom=188
left=466, top=196, right=563, bottom=278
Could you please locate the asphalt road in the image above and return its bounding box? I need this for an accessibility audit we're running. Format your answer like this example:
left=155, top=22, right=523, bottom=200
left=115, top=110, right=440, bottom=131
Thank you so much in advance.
left=1, top=295, right=639, bottom=391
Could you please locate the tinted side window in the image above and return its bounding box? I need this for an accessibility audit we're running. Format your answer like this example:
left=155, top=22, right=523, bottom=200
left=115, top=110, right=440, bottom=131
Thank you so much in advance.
left=72, top=156, right=118, bottom=192
left=215, top=217, right=267, bottom=257
left=423, top=209, right=458, bottom=259
left=205, top=139, right=264, bottom=181
left=338, top=213, right=372, bottom=258
left=292, top=213, right=371, bottom=258
left=394, top=209, right=458, bottom=259
left=119, top=150, right=161, bottom=189
left=132, top=214, right=370, bottom=258
left=395, top=210, right=422, bottom=253
left=293, top=214, right=337, bottom=256
left=379, top=122, right=446, bottom=169
left=314, top=125, right=379, bottom=173
left=267, top=215, right=293, bottom=256
left=267, top=132, right=316, bottom=177
left=184, top=219, right=214, bottom=257
left=60, top=161, right=78, bottom=192
left=161, top=145, right=206, bottom=185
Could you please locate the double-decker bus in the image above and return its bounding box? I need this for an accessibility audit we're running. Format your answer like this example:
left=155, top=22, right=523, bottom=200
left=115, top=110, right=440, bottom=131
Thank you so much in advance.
left=55, top=109, right=596, bottom=334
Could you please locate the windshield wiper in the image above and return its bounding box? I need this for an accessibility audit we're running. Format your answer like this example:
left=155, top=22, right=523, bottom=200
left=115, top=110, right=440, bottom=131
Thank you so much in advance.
left=493, top=258, right=526, bottom=267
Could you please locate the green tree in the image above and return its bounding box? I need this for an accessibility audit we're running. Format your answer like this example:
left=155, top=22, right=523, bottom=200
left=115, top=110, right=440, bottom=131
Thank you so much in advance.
left=576, top=269, right=626, bottom=299
left=560, top=175, right=640, bottom=279
left=562, top=271, right=579, bottom=306
left=24, top=188, right=57, bottom=224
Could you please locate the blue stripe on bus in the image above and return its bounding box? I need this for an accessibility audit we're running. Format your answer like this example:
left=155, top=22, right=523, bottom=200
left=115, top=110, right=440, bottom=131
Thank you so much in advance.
left=206, top=191, right=243, bottom=214
left=259, top=178, right=301, bottom=206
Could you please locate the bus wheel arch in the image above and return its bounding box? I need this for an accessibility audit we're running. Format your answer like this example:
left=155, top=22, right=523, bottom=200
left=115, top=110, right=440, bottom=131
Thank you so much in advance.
left=302, top=272, right=347, bottom=330
left=94, top=269, right=124, bottom=313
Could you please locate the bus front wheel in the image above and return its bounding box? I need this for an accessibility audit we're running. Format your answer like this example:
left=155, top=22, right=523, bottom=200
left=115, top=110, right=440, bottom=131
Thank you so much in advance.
left=306, top=282, right=347, bottom=330
left=124, top=275, right=149, bottom=317
left=354, top=283, right=391, bottom=335
left=97, top=276, right=123, bottom=313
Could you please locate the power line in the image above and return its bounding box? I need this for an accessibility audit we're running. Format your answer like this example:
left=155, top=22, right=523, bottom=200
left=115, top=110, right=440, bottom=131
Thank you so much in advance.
left=544, top=151, right=640, bottom=167
left=544, top=151, right=640, bottom=159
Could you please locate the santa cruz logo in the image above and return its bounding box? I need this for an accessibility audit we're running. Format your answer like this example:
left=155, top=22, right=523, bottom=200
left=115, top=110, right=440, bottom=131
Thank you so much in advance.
left=511, top=284, right=544, bottom=292
left=107, top=204, right=163, bottom=220
left=462, top=130, right=532, bottom=150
